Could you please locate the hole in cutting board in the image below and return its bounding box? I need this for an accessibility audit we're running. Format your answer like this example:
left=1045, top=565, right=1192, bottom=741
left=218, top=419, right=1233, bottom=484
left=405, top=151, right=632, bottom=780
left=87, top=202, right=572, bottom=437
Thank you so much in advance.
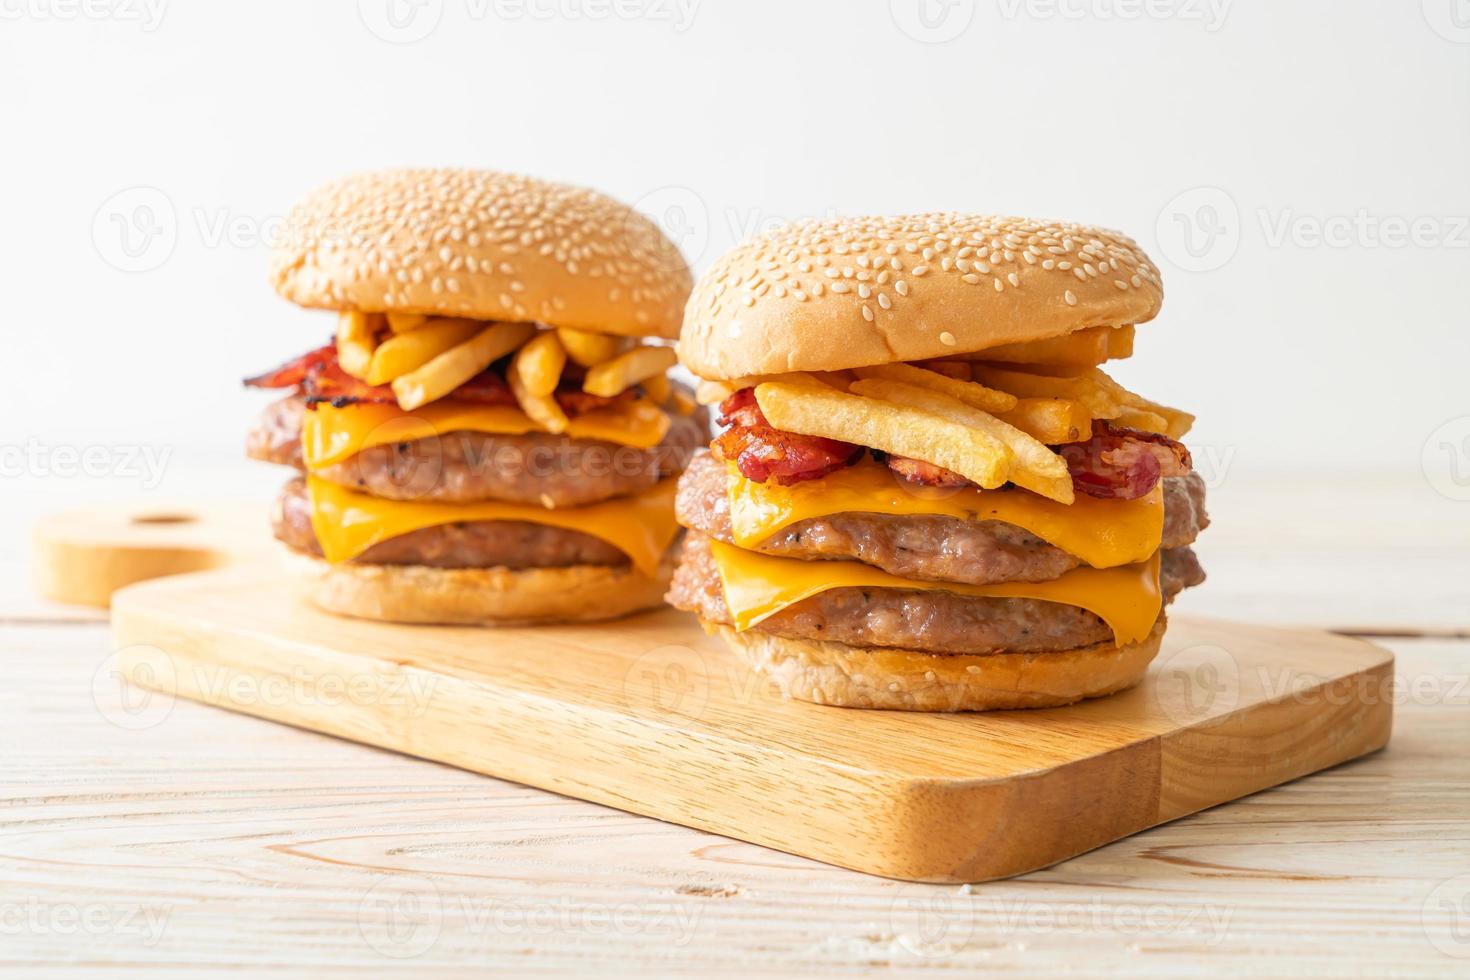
left=131, top=513, right=196, bottom=525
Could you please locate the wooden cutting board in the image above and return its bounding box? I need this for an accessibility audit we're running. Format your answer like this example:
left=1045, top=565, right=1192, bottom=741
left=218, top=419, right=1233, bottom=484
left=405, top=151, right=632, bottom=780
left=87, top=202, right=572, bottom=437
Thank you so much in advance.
left=110, top=568, right=1394, bottom=883
left=32, top=501, right=270, bottom=608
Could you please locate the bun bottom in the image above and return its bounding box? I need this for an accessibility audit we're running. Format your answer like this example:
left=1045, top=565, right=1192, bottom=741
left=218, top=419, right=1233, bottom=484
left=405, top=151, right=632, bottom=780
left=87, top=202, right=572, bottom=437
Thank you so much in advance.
left=703, top=619, right=1166, bottom=712
left=283, top=547, right=675, bottom=626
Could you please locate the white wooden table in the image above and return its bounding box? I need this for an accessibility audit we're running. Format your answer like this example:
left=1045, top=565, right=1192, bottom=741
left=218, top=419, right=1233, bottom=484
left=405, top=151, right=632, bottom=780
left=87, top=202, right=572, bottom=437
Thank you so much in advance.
left=3, top=472, right=1468, bottom=975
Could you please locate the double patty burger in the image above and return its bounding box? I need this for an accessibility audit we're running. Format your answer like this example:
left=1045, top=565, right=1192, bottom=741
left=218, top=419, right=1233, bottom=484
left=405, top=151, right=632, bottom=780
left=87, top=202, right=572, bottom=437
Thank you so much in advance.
left=668, top=214, right=1208, bottom=711
left=245, top=169, right=705, bottom=625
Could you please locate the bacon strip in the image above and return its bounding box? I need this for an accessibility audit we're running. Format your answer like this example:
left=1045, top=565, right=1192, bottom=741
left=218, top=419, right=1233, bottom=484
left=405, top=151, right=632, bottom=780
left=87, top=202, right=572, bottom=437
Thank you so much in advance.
left=1058, top=420, right=1192, bottom=500
left=243, top=344, right=335, bottom=389
left=713, top=388, right=861, bottom=485
left=882, top=455, right=969, bottom=488
left=245, top=343, right=629, bottom=415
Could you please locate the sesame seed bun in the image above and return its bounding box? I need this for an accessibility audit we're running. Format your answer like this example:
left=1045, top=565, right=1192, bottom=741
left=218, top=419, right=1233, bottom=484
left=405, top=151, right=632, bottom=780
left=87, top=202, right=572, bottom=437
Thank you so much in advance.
left=678, top=215, right=1163, bottom=380
left=270, top=169, right=692, bottom=340
left=702, top=618, right=1166, bottom=712
left=282, top=545, right=677, bottom=627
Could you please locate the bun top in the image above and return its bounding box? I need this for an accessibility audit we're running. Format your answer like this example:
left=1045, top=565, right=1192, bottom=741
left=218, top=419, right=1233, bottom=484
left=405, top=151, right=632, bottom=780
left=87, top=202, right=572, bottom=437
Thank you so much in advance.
left=270, top=169, right=691, bottom=340
left=678, top=214, right=1163, bottom=380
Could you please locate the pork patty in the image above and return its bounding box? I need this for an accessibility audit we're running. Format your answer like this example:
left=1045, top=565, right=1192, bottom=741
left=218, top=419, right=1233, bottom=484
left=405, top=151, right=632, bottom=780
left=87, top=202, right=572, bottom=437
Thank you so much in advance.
left=272, top=477, right=629, bottom=568
left=248, top=393, right=708, bottom=508
left=676, top=450, right=1208, bottom=586
left=666, top=531, right=1205, bottom=656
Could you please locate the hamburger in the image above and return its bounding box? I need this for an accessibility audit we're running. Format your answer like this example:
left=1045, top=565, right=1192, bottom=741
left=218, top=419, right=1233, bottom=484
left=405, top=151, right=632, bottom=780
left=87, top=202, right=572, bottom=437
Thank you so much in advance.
left=667, top=214, right=1208, bottom=711
left=244, top=168, right=705, bottom=625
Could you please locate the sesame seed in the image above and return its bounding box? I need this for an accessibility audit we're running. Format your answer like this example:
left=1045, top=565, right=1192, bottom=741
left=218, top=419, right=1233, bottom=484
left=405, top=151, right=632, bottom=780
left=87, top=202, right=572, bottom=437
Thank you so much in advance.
left=939, top=331, right=956, bottom=345
left=671, top=213, right=1163, bottom=361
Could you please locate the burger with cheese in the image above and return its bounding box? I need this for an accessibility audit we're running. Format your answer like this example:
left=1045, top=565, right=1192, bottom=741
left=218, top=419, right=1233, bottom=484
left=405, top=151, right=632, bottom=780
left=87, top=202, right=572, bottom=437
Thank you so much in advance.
left=245, top=168, right=703, bottom=625
left=668, top=214, right=1208, bottom=710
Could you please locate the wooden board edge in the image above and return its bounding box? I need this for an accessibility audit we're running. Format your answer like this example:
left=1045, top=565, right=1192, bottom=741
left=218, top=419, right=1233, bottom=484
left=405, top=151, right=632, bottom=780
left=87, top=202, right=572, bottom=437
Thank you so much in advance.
left=109, top=594, right=1018, bottom=881
left=33, top=528, right=231, bottom=608
left=109, top=583, right=1400, bottom=884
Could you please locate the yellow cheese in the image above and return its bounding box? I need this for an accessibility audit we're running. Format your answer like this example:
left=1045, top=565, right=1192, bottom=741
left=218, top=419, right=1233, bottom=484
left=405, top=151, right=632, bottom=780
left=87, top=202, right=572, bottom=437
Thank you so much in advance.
left=708, top=539, right=1162, bottom=645
left=726, top=459, right=1162, bottom=569
left=303, top=399, right=671, bottom=470
left=307, top=476, right=679, bottom=578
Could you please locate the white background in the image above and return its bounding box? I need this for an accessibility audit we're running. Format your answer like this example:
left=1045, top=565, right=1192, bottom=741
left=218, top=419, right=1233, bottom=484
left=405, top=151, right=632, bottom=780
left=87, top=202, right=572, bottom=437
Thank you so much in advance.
left=2, top=0, right=1467, bottom=518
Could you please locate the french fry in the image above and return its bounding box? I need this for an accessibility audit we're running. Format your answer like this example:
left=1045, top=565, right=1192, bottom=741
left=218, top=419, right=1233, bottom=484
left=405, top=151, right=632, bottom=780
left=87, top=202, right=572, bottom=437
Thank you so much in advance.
left=1082, top=368, right=1194, bottom=438
left=969, top=364, right=1120, bottom=417
left=511, top=331, right=567, bottom=397
left=641, top=373, right=671, bottom=404
left=364, top=317, right=482, bottom=385
left=695, top=380, right=734, bottom=406
left=972, top=364, right=1194, bottom=439
left=849, top=379, right=1073, bottom=503
left=1114, top=408, right=1169, bottom=434
left=557, top=327, right=628, bottom=367
left=754, top=382, right=1012, bottom=489
left=582, top=346, right=678, bottom=397
left=995, top=397, right=1093, bottom=444
left=669, top=389, right=697, bottom=416
left=695, top=372, right=842, bottom=405
left=391, top=321, right=534, bottom=411
left=385, top=312, right=429, bottom=333
left=916, top=361, right=972, bottom=381
left=853, top=363, right=1018, bottom=413
left=335, top=311, right=379, bottom=381
left=508, top=366, right=569, bottom=434
left=1107, top=325, right=1136, bottom=359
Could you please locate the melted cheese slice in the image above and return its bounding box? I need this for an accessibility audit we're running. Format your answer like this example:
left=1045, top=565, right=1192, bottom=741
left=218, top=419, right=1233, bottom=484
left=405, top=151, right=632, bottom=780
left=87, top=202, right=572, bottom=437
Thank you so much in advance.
left=708, top=539, right=1162, bottom=645
left=303, top=399, right=671, bottom=470
left=726, top=460, right=1163, bottom=569
left=307, top=476, right=679, bottom=578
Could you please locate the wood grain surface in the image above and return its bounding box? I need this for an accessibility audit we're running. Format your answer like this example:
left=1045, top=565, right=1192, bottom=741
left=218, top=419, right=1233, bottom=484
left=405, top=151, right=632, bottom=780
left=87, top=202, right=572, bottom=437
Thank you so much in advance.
left=108, top=568, right=1392, bottom=883
left=2, top=625, right=1465, bottom=975
left=30, top=500, right=269, bottom=608
left=6, top=471, right=1468, bottom=974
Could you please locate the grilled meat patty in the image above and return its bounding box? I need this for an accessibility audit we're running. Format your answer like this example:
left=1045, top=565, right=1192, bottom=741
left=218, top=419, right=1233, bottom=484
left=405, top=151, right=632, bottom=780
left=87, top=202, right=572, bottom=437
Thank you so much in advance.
left=676, top=450, right=1208, bottom=586
left=248, top=394, right=708, bottom=509
left=667, top=530, right=1205, bottom=656
left=272, top=477, right=630, bottom=568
